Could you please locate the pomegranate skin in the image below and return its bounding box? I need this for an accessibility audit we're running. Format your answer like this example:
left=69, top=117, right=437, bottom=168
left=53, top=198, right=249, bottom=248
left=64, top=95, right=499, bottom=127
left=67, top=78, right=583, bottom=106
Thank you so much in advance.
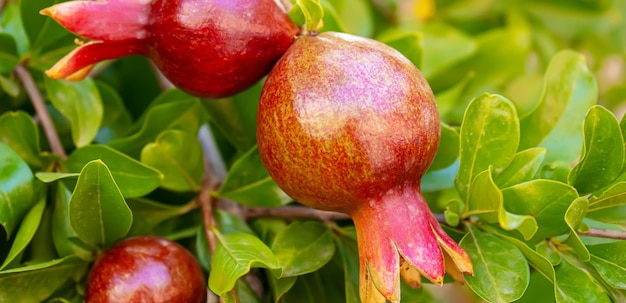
left=41, top=0, right=299, bottom=99
left=257, top=32, right=473, bottom=302
left=257, top=32, right=439, bottom=212
left=84, top=236, right=206, bottom=303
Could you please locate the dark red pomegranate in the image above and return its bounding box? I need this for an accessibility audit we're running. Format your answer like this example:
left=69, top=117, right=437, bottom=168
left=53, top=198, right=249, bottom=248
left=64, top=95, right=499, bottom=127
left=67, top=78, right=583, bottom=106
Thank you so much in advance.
left=40, top=0, right=299, bottom=98
left=84, top=236, right=206, bottom=303
left=256, top=31, right=473, bottom=302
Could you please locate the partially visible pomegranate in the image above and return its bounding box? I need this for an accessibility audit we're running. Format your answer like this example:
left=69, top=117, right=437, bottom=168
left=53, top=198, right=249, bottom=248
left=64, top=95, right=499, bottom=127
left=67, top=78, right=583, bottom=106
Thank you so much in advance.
left=40, top=0, right=299, bottom=98
left=84, top=236, right=206, bottom=303
left=256, top=32, right=473, bottom=302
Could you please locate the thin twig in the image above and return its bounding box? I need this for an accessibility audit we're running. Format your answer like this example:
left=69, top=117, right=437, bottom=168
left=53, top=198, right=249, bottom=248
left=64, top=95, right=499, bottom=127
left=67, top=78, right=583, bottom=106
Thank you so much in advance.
left=14, top=64, right=67, bottom=158
left=579, top=228, right=626, bottom=240
left=199, top=159, right=218, bottom=254
left=245, top=206, right=351, bottom=222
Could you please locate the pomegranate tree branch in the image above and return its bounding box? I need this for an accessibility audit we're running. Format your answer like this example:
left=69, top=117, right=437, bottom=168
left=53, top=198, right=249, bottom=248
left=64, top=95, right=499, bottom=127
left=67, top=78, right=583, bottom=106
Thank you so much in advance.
left=579, top=228, right=626, bottom=240
left=14, top=64, right=67, bottom=158
left=245, top=206, right=351, bottom=222
left=198, top=159, right=218, bottom=254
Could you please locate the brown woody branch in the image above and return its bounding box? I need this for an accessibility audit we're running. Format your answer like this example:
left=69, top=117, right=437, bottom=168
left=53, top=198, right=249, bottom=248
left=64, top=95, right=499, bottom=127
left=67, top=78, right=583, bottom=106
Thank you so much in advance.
left=14, top=64, right=67, bottom=158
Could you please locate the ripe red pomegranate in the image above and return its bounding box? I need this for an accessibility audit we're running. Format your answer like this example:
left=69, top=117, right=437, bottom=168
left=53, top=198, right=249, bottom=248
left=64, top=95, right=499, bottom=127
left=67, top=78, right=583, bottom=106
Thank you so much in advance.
left=40, top=0, right=299, bottom=98
left=256, top=32, right=473, bottom=302
left=84, top=236, right=206, bottom=303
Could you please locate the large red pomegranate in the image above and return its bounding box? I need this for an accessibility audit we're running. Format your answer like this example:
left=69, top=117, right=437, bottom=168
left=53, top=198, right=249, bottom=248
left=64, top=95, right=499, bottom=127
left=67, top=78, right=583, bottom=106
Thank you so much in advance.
left=256, top=31, right=473, bottom=302
left=40, top=0, right=299, bottom=98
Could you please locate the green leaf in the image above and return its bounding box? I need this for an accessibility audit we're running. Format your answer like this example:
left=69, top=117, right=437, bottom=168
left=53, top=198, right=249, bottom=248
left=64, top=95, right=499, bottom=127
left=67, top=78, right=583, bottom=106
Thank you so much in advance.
left=562, top=197, right=590, bottom=261
left=519, top=50, right=598, bottom=164
left=502, top=180, right=579, bottom=243
left=109, top=99, right=207, bottom=158
left=333, top=227, right=360, bottom=303
left=428, top=122, right=459, bottom=171
left=0, top=142, right=35, bottom=238
left=377, top=29, right=422, bottom=68
left=126, top=198, right=194, bottom=236
left=268, top=275, right=297, bottom=303
left=554, top=257, right=611, bottom=303
left=0, top=197, right=45, bottom=270
left=0, top=256, right=87, bottom=303
left=495, top=148, right=546, bottom=188
left=0, top=111, right=42, bottom=168
left=21, top=0, right=71, bottom=52
left=1, top=3, right=30, bottom=55
left=67, top=145, right=162, bottom=198
left=569, top=105, right=624, bottom=194
left=322, top=0, right=373, bottom=37
left=419, top=22, right=477, bottom=80
left=69, top=160, right=132, bottom=248
left=214, top=209, right=255, bottom=235
left=209, top=230, right=281, bottom=297
left=44, top=77, right=103, bottom=148
left=587, top=182, right=626, bottom=224
left=216, top=146, right=292, bottom=207
left=272, top=221, right=335, bottom=277
left=203, top=82, right=261, bottom=152
left=0, top=33, right=19, bottom=74
left=460, top=225, right=530, bottom=303
left=140, top=130, right=203, bottom=192
left=35, top=172, right=79, bottom=183
left=290, top=0, right=324, bottom=32
left=588, top=241, right=626, bottom=289
left=94, top=81, right=133, bottom=144
left=456, top=93, right=520, bottom=200
left=51, top=182, right=92, bottom=261
left=0, top=74, right=20, bottom=98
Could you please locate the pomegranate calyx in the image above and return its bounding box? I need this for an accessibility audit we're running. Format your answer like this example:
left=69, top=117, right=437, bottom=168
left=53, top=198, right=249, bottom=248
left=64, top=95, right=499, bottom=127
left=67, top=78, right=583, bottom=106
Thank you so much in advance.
left=351, top=187, right=474, bottom=303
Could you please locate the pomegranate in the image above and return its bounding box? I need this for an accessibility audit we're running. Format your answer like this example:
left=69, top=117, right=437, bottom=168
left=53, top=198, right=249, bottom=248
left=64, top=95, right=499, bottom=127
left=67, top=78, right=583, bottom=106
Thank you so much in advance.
left=40, top=0, right=299, bottom=98
left=256, top=32, right=473, bottom=302
left=84, top=236, right=206, bottom=303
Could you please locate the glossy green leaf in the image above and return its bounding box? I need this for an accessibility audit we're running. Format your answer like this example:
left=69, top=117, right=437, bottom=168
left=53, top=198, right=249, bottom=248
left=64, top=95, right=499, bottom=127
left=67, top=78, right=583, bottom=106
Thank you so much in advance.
left=35, top=172, right=79, bottom=183
left=588, top=241, right=626, bottom=289
left=536, top=241, right=562, bottom=266
left=0, top=111, right=41, bottom=168
left=216, top=146, right=292, bottom=207
left=456, top=93, right=520, bottom=200
left=519, top=50, right=597, bottom=164
left=69, top=160, right=132, bottom=248
left=562, top=197, right=590, bottom=261
left=378, top=29, right=422, bottom=68
left=44, top=77, right=103, bottom=148
left=0, top=142, right=35, bottom=238
left=429, top=123, right=459, bottom=171
left=0, top=198, right=45, bottom=271
left=51, top=182, right=92, bottom=261
left=209, top=230, right=281, bottom=297
left=0, top=256, right=87, bottom=303
left=569, top=106, right=624, bottom=194
left=0, top=33, right=19, bottom=74
left=21, top=0, right=71, bottom=52
left=419, top=22, right=477, bottom=80
left=203, top=82, right=261, bottom=152
left=495, top=148, right=546, bottom=188
left=67, top=145, right=162, bottom=198
left=333, top=227, right=360, bottom=303
left=502, top=180, right=578, bottom=243
left=554, top=257, right=611, bottom=303
left=540, top=160, right=571, bottom=183
left=0, top=74, right=20, bottom=98
left=460, top=225, right=530, bottom=303
left=268, top=275, right=297, bottom=303
left=94, top=81, right=133, bottom=144
left=1, top=3, right=29, bottom=55
left=214, top=209, right=255, bottom=235
left=487, top=229, right=555, bottom=283
left=126, top=198, right=195, bottom=236
left=140, top=130, right=203, bottom=192
left=323, top=0, right=373, bottom=37
left=280, top=260, right=346, bottom=303
left=291, top=0, right=324, bottom=32
left=587, top=182, right=626, bottom=224
left=272, top=221, right=335, bottom=277
left=108, top=99, right=206, bottom=158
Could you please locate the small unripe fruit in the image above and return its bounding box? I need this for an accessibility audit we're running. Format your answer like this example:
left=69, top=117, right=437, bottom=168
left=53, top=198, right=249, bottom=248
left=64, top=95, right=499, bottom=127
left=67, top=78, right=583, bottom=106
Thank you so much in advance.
left=40, top=0, right=299, bottom=98
left=84, top=236, right=206, bottom=303
left=257, top=32, right=473, bottom=302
